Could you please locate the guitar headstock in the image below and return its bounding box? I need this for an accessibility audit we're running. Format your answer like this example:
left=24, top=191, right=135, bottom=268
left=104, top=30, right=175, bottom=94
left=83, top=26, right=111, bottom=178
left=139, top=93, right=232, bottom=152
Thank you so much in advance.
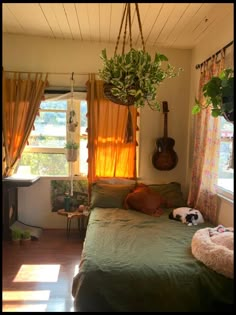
left=162, top=101, right=169, bottom=113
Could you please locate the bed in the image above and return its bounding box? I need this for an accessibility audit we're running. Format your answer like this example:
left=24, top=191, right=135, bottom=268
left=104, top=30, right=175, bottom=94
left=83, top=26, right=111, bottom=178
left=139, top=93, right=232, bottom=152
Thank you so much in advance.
left=72, top=182, right=234, bottom=312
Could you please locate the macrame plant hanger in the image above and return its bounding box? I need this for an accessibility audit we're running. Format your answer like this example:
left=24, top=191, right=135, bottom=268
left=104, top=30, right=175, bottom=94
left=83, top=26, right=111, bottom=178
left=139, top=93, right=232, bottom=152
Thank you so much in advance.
left=113, top=3, right=145, bottom=143
left=68, top=72, right=75, bottom=197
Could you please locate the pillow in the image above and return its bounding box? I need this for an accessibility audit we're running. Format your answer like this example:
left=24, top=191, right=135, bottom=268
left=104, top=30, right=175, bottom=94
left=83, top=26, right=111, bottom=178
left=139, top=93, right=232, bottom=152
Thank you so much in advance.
left=124, top=186, right=164, bottom=217
left=96, top=177, right=136, bottom=185
left=137, top=182, right=186, bottom=208
left=90, top=183, right=135, bottom=209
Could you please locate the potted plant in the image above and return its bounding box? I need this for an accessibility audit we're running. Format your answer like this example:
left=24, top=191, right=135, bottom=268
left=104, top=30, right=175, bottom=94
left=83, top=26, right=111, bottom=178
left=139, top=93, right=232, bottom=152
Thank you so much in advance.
left=68, top=110, right=78, bottom=132
left=21, top=230, right=31, bottom=244
left=11, top=228, right=22, bottom=244
left=65, top=141, right=79, bottom=162
left=192, top=68, right=234, bottom=122
left=99, top=48, right=182, bottom=110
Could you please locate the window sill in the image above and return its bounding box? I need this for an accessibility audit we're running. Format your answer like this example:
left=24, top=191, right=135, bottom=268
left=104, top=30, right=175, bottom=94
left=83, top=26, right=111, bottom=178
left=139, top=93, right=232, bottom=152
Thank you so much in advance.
left=216, top=186, right=234, bottom=203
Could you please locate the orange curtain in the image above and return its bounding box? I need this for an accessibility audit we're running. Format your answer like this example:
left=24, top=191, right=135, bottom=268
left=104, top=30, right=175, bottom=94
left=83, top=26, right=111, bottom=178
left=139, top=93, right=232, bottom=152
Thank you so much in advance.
left=187, top=53, right=225, bottom=224
left=2, top=71, right=48, bottom=177
left=87, top=74, right=137, bottom=186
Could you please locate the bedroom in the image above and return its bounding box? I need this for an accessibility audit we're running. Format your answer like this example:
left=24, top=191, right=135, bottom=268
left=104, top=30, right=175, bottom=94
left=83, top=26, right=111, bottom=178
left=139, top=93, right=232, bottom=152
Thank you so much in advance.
left=2, top=3, right=234, bottom=312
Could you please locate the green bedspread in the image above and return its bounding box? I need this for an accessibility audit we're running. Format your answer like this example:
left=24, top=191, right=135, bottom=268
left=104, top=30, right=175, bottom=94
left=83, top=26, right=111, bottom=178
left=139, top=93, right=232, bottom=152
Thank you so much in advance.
left=72, top=208, right=233, bottom=312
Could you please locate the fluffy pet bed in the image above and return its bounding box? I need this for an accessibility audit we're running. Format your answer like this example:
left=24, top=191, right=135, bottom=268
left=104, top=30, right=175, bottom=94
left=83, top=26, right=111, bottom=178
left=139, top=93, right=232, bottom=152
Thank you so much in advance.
left=191, top=226, right=234, bottom=279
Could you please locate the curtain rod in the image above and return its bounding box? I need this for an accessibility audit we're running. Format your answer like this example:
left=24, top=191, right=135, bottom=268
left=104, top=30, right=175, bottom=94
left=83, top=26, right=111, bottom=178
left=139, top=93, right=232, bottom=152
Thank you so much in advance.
left=3, top=70, right=96, bottom=76
left=195, top=40, right=234, bottom=69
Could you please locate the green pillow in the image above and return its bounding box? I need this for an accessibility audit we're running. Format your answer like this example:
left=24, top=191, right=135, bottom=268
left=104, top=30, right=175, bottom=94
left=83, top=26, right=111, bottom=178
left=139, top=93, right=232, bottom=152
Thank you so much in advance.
left=145, top=182, right=187, bottom=208
left=90, top=183, right=135, bottom=209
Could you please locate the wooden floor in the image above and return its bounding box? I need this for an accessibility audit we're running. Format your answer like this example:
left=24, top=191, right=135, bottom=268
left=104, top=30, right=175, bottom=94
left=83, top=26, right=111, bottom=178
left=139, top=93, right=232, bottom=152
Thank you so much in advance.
left=2, top=229, right=84, bottom=312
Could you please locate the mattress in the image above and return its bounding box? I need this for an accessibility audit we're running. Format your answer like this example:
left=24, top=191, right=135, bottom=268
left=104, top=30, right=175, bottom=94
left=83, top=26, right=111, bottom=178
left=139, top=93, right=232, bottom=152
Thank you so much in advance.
left=72, top=207, right=233, bottom=312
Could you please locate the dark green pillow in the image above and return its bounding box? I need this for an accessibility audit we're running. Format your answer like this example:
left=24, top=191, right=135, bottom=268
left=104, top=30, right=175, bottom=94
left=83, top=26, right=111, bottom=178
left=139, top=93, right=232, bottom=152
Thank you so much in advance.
left=145, top=182, right=186, bottom=208
left=90, top=183, right=135, bottom=209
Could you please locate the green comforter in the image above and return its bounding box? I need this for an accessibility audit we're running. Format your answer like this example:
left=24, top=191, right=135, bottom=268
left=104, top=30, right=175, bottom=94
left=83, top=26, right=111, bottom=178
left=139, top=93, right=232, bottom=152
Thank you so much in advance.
left=72, top=208, right=233, bottom=312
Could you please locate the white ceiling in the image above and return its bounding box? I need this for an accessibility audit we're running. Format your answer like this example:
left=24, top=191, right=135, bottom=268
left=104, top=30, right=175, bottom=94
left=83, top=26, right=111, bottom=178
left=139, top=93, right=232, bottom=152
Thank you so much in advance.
left=2, top=3, right=234, bottom=49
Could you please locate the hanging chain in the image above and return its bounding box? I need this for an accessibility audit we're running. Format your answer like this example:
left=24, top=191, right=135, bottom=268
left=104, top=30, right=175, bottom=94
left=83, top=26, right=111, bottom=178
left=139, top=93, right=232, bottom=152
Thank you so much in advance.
left=122, top=3, right=130, bottom=55
left=114, top=3, right=145, bottom=56
left=114, top=4, right=128, bottom=56
left=128, top=3, right=132, bottom=50
left=135, top=3, right=145, bottom=52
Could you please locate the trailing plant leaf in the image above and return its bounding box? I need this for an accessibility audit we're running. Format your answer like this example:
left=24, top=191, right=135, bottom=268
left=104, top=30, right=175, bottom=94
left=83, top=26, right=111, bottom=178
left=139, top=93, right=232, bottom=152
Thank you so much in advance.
left=99, top=48, right=183, bottom=110
left=65, top=141, right=79, bottom=149
left=193, top=68, right=234, bottom=118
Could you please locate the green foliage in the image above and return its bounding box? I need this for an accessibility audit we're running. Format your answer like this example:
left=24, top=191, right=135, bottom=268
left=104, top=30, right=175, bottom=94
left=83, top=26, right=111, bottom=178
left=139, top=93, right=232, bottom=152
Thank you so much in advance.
left=11, top=229, right=22, bottom=241
left=65, top=141, right=79, bottom=149
left=99, top=48, right=183, bottom=110
left=19, top=152, right=68, bottom=176
left=21, top=230, right=31, bottom=240
left=192, top=68, right=234, bottom=118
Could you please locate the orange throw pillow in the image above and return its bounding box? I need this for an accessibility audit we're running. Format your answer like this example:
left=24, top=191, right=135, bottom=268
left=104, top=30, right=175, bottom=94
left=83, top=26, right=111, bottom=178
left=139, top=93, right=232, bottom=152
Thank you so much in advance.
left=124, top=187, right=164, bottom=217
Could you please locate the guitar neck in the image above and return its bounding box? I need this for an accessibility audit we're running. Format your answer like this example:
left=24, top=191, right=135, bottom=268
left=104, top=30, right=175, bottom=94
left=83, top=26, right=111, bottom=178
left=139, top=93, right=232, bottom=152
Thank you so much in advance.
left=163, top=101, right=169, bottom=138
left=164, top=113, right=168, bottom=138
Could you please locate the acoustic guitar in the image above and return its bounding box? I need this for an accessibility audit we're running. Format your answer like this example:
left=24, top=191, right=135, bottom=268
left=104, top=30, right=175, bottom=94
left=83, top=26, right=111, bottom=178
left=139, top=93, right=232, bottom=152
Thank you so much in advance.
left=152, top=101, right=178, bottom=170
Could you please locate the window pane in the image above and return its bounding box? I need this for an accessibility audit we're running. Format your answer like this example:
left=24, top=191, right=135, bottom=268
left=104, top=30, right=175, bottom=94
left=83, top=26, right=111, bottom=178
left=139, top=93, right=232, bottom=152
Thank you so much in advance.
left=80, top=139, right=88, bottom=176
left=217, top=117, right=234, bottom=193
left=17, top=152, right=68, bottom=176
left=30, top=112, right=66, bottom=148
left=15, top=98, right=88, bottom=177
left=80, top=100, right=87, bottom=136
left=40, top=100, right=67, bottom=110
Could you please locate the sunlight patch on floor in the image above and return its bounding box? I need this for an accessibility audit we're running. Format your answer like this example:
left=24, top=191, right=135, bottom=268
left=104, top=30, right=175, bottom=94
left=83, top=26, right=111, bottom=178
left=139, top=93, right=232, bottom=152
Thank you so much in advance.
left=13, top=265, right=60, bottom=282
left=2, top=303, right=47, bottom=312
left=3, top=290, right=50, bottom=301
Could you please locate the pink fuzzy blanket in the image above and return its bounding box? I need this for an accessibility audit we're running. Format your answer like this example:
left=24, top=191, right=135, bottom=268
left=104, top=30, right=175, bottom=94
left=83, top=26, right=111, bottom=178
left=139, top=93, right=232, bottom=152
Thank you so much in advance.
left=191, top=226, right=234, bottom=279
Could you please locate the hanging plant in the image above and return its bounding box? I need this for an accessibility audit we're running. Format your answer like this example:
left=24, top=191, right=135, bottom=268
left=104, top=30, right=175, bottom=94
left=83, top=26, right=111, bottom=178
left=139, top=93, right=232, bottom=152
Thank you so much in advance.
left=98, top=3, right=182, bottom=110
left=68, top=110, right=78, bottom=132
left=65, top=141, right=79, bottom=162
left=99, top=48, right=182, bottom=110
left=192, top=68, right=234, bottom=121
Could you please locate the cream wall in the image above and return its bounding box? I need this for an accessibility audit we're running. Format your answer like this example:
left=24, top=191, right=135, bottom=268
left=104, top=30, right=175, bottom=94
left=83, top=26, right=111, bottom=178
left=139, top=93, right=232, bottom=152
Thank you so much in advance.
left=3, top=9, right=234, bottom=228
left=3, top=34, right=191, bottom=228
left=187, top=9, right=234, bottom=227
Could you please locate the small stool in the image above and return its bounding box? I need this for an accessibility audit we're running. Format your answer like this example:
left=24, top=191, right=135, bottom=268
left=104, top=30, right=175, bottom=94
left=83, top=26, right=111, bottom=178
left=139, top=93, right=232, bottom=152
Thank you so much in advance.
left=57, top=209, right=89, bottom=238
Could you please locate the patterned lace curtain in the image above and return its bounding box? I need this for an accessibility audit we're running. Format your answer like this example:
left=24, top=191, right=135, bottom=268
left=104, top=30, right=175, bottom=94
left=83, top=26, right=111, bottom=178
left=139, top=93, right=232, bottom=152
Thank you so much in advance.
left=187, top=52, right=225, bottom=224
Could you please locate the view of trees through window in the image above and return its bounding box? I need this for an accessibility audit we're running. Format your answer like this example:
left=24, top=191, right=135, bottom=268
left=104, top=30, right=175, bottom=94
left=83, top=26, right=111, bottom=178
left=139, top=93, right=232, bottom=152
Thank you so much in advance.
left=218, top=116, right=234, bottom=193
left=15, top=99, right=88, bottom=176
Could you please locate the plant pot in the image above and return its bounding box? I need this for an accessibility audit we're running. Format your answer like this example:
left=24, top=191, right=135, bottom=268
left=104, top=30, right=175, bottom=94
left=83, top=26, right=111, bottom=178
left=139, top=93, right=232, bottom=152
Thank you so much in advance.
left=222, top=96, right=234, bottom=123
left=68, top=123, right=77, bottom=132
left=103, top=83, right=136, bottom=106
left=222, top=111, right=234, bottom=123
left=65, top=149, right=78, bottom=162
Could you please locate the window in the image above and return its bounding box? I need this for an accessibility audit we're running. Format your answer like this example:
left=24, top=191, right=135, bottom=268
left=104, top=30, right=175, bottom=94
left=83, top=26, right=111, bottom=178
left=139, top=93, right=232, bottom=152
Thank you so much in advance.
left=217, top=116, right=234, bottom=198
left=15, top=97, right=88, bottom=177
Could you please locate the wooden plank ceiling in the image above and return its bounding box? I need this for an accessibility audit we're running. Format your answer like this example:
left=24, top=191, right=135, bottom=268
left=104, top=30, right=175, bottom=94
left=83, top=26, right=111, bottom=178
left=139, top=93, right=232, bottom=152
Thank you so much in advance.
left=2, top=3, right=233, bottom=49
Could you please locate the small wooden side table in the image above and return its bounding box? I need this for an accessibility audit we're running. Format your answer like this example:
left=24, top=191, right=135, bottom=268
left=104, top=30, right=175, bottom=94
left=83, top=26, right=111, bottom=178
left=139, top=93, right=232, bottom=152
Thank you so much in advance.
left=57, top=209, right=90, bottom=238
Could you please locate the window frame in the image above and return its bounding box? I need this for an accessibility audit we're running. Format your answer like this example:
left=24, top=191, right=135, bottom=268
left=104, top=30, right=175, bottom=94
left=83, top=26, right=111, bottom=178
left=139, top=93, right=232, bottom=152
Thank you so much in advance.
left=16, top=96, right=88, bottom=177
left=216, top=116, right=233, bottom=200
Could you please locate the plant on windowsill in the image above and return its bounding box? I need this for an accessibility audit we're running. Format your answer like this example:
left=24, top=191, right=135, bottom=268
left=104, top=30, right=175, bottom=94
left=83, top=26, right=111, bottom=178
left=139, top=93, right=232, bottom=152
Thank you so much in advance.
left=99, top=48, right=182, bottom=110
left=65, top=141, right=79, bottom=162
left=68, top=110, right=78, bottom=132
left=192, top=68, right=234, bottom=122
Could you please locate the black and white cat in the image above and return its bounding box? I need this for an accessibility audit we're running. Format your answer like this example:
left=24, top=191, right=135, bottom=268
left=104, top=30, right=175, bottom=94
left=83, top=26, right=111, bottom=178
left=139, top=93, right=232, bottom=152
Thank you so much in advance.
left=169, top=207, right=204, bottom=226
